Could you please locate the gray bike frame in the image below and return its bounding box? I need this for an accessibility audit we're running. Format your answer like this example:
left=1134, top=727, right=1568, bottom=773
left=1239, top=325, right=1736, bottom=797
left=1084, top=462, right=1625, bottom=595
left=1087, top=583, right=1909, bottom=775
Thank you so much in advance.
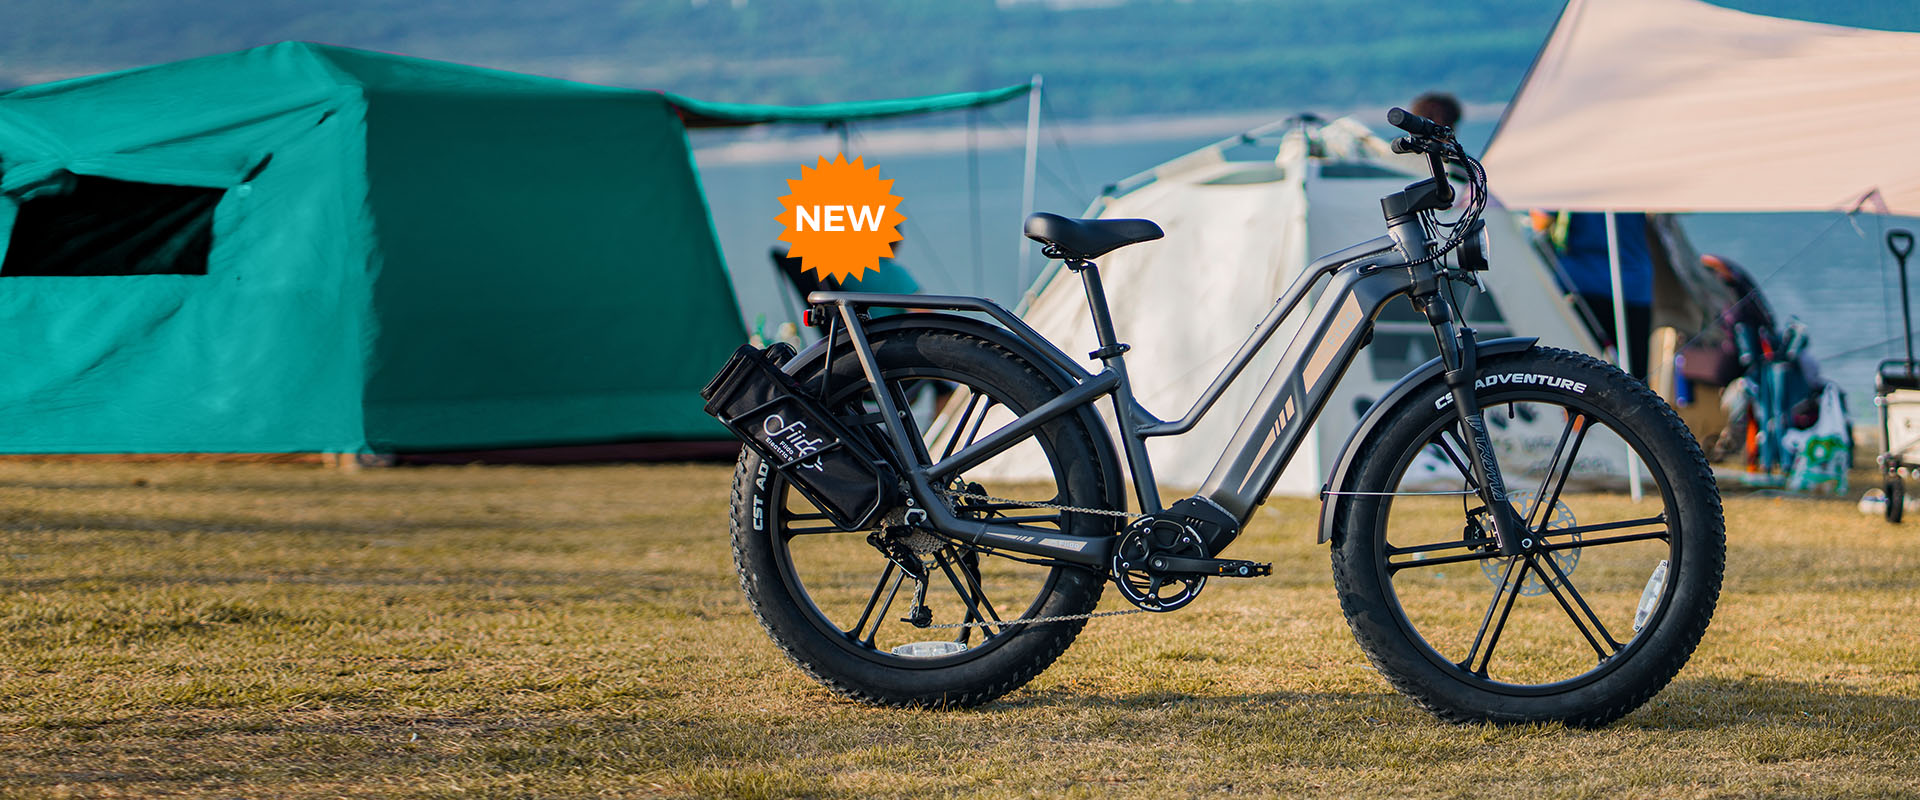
left=808, top=214, right=1479, bottom=571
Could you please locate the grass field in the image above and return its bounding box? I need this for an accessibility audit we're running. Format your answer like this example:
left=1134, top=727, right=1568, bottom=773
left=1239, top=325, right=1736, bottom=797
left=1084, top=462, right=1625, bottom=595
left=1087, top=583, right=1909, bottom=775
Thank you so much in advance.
left=4, top=460, right=1920, bottom=798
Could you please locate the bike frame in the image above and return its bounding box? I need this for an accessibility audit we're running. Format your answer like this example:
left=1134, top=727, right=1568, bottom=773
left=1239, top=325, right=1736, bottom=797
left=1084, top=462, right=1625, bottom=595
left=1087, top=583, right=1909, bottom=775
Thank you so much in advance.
left=806, top=186, right=1526, bottom=571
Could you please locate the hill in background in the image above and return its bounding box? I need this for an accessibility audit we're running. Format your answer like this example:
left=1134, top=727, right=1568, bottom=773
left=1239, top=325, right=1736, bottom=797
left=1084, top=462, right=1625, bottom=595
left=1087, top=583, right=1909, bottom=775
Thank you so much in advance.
left=3, top=0, right=1917, bottom=119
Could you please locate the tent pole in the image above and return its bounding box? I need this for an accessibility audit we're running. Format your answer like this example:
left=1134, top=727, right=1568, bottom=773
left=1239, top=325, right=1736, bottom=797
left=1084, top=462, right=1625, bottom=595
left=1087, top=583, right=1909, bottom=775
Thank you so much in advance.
left=1606, top=210, right=1644, bottom=502
left=968, top=110, right=984, bottom=295
left=1018, top=74, right=1042, bottom=303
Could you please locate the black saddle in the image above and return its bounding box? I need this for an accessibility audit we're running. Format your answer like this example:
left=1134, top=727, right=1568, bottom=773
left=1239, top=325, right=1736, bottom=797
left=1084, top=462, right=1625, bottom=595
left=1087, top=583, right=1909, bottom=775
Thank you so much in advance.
left=1023, top=212, right=1163, bottom=260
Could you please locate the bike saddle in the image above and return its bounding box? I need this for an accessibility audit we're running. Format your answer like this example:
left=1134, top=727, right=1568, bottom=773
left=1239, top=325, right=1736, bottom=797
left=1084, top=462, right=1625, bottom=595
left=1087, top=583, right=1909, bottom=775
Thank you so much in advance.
left=1023, top=212, right=1163, bottom=260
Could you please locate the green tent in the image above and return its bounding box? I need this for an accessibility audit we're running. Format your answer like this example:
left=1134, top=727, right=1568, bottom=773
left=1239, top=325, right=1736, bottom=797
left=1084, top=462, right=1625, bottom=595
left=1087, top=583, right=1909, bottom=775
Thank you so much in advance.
left=0, top=41, right=749, bottom=454
left=0, top=42, right=1032, bottom=456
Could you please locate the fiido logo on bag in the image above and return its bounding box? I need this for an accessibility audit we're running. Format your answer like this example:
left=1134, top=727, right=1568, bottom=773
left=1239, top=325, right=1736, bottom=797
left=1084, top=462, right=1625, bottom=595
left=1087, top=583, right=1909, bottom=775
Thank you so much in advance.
left=760, top=411, right=829, bottom=472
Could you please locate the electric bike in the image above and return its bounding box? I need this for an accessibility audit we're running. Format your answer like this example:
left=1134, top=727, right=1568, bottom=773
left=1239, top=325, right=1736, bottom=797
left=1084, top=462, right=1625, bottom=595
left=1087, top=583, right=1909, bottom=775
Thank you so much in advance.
left=703, top=108, right=1724, bottom=727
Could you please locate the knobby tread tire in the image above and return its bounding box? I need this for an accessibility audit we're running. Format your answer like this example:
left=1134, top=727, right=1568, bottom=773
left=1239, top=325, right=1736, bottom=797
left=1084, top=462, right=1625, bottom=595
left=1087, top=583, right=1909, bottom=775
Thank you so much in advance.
left=729, top=328, right=1115, bottom=709
left=1329, top=346, right=1725, bottom=727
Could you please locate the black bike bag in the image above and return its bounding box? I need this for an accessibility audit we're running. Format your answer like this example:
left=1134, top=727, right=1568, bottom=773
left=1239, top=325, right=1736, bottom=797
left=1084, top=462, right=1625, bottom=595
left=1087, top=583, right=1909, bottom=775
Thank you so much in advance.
left=702, top=344, right=896, bottom=530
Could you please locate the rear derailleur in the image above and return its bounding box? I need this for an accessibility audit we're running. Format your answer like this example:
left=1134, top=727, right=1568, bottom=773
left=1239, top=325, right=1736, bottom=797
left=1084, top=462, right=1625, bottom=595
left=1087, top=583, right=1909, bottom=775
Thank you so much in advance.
left=867, top=506, right=949, bottom=629
left=1111, top=497, right=1270, bottom=612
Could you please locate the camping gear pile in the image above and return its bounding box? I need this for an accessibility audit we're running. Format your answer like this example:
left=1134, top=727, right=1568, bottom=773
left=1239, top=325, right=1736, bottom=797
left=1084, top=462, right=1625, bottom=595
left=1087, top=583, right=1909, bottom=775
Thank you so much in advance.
left=1671, top=254, right=1849, bottom=492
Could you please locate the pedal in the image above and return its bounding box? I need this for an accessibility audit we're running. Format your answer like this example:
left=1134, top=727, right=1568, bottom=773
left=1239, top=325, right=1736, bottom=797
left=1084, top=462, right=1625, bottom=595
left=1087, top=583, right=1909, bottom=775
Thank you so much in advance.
left=1144, top=555, right=1272, bottom=578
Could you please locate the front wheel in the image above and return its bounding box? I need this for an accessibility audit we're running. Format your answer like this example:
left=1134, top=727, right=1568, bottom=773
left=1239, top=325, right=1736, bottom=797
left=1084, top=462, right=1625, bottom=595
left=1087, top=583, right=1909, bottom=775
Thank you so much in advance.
left=1330, top=346, right=1724, bottom=727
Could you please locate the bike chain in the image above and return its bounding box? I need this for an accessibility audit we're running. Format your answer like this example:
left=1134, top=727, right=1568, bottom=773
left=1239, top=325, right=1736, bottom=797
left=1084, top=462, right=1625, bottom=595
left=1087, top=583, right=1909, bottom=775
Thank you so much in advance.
left=934, top=488, right=1143, bottom=520
left=914, top=489, right=1147, bottom=630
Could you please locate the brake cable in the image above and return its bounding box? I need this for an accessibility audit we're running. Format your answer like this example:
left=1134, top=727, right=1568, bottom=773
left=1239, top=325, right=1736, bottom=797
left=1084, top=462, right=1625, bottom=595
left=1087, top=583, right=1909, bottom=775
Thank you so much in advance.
left=1397, top=141, right=1489, bottom=269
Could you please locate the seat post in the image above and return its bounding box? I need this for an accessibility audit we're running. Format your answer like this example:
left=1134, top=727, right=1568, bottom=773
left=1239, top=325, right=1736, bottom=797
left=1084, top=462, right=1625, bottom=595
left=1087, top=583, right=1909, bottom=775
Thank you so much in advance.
left=1071, top=259, right=1126, bottom=358
left=1070, top=257, right=1163, bottom=512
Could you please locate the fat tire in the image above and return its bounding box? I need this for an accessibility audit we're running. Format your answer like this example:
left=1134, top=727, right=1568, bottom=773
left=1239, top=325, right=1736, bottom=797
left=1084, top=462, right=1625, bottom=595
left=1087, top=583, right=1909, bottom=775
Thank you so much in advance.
left=1330, top=346, right=1725, bottom=727
left=730, top=327, right=1115, bottom=708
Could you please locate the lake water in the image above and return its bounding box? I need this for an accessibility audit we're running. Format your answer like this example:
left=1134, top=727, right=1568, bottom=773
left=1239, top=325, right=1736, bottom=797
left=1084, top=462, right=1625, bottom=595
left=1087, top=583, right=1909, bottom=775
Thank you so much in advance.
left=693, top=116, right=1920, bottom=421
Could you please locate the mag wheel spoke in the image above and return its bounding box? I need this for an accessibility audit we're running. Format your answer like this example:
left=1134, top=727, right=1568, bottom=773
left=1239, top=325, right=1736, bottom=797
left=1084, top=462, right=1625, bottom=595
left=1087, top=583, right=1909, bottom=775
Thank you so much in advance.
left=1387, top=536, right=1500, bottom=558
left=1433, top=429, right=1476, bottom=485
left=858, top=570, right=908, bottom=647
left=936, top=549, right=1005, bottom=638
left=1546, top=515, right=1668, bottom=542
left=783, top=524, right=849, bottom=538
left=1386, top=543, right=1505, bottom=572
left=1529, top=412, right=1590, bottom=530
left=1538, top=554, right=1623, bottom=655
left=1460, top=557, right=1524, bottom=676
left=939, top=393, right=984, bottom=461
left=845, top=563, right=899, bottom=642
left=885, top=383, right=933, bottom=465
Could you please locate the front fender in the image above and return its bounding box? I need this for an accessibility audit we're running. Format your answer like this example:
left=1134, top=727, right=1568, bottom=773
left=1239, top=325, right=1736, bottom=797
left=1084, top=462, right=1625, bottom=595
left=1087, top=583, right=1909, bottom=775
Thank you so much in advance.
left=789, top=312, right=1128, bottom=519
left=1315, top=337, right=1538, bottom=544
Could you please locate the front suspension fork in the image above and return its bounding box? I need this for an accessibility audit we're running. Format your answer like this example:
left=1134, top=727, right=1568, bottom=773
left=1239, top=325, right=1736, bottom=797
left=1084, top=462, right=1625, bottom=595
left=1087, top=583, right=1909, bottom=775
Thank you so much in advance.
left=1432, top=316, right=1532, bottom=556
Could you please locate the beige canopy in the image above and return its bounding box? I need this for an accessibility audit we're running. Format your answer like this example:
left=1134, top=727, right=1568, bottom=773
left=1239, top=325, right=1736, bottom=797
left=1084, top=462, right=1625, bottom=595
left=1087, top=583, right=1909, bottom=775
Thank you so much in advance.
left=1483, top=0, right=1920, bottom=216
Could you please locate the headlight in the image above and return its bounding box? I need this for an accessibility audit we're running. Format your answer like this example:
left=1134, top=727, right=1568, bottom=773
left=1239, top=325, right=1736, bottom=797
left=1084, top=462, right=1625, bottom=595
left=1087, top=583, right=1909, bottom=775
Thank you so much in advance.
left=1453, top=218, right=1491, bottom=271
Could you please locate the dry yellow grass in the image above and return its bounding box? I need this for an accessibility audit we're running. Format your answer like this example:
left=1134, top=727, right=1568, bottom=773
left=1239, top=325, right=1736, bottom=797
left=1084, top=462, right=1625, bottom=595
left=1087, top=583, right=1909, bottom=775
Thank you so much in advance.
left=2, top=461, right=1919, bottom=798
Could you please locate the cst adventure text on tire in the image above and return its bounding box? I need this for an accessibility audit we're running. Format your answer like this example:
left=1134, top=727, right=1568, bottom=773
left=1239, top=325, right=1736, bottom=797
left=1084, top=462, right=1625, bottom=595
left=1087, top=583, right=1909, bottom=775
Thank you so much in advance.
left=1330, top=346, right=1724, bottom=727
left=730, top=326, right=1116, bottom=708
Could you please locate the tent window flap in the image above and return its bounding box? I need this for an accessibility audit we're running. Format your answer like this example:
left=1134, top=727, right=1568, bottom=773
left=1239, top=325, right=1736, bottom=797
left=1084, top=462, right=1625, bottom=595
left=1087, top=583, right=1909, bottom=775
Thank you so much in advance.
left=3, top=176, right=220, bottom=277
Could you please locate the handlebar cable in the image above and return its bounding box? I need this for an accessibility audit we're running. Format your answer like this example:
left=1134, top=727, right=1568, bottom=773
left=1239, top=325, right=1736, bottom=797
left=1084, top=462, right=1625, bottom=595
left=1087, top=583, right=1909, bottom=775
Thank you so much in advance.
left=1394, top=140, right=1489, bottom=270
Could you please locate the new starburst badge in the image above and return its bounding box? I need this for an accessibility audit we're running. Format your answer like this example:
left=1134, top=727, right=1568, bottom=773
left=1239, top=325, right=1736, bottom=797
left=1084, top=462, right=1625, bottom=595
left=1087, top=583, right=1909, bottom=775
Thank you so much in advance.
left=776, top=154, right=906, bottom=283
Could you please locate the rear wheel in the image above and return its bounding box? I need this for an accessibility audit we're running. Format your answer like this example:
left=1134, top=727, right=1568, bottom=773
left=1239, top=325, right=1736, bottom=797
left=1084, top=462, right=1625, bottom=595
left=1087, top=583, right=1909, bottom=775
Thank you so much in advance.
left=730, top=327, right=1119, bottom=707
left=1331, top=347, right=1724, bottom=727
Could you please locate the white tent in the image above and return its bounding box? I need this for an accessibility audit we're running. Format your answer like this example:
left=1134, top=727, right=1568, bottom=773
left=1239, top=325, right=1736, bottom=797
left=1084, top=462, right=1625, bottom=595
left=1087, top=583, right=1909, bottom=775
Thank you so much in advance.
left=1484, top=0, right=1920, bottom=216
left=954, top=117, right=1601, bottom=495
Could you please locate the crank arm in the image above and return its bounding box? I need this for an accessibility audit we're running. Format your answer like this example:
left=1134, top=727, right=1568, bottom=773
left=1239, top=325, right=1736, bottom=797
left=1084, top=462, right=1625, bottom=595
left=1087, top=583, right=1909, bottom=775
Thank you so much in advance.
left=1144, top=555, right=1272, bottom=578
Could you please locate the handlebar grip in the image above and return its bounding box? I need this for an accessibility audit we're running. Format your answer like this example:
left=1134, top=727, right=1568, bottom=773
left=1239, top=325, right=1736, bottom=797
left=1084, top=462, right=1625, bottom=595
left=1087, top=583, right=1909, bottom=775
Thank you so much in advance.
left=1387, top=107, right=1444, bottom=137
left=1390, top=137, right=1419, bottom=155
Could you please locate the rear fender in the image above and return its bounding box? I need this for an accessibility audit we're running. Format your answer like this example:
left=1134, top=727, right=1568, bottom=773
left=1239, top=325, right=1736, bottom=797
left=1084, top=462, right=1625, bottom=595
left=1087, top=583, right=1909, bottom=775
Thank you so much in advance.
left=1316, top=337, right=1538, bottom=544
left=788, top=312, right=1128, bottom=519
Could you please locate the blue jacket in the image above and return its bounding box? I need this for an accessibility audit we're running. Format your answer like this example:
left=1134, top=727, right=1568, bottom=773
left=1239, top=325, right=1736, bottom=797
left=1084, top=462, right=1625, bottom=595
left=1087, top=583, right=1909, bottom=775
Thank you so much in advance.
left=1556, top=211, right=1654, bottom=307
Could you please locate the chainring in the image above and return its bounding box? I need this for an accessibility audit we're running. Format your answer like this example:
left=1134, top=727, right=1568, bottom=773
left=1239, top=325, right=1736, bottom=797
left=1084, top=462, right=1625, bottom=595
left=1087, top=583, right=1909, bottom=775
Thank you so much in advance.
left=1111, top=518, right=1207, bottom=612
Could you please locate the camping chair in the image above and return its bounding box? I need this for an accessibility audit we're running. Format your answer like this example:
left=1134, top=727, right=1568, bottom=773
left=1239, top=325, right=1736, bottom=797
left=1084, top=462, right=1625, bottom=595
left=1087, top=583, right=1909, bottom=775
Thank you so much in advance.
left=1727, top=320, right=1814, bottom=478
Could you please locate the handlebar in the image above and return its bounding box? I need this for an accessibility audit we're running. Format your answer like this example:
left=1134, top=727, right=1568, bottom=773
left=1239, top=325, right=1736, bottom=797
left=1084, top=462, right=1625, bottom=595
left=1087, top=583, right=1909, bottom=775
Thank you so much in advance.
left=1387, top=107, right=1447, bottom=138
left=1378, top=108, right=1487, bottom=272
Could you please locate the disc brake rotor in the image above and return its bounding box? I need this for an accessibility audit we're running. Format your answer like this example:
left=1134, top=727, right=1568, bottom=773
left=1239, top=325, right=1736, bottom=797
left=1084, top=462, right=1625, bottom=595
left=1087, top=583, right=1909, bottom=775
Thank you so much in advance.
left=1482, top=489, right=1580, bottom=596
